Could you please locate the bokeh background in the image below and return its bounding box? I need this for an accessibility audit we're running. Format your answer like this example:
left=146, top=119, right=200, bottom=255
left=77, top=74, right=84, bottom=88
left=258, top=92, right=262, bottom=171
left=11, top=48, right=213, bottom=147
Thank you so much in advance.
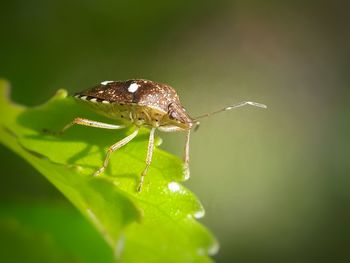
left=1, top=1, right=349, bottom=262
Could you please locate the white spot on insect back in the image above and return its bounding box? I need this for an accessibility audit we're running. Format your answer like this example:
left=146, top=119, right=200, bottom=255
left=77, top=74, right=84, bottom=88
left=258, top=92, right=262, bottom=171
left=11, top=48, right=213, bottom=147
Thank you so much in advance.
left=102, top=100, right=110, bottom=104
left=80, top=96, right=88, bottom=100
left=168, top=182, right=180, bottom=192
left=101, top=80, right=114, bottom=85
left=90, top=98, right=97, bottom=102
left=128, top=83, right=139, bottom=93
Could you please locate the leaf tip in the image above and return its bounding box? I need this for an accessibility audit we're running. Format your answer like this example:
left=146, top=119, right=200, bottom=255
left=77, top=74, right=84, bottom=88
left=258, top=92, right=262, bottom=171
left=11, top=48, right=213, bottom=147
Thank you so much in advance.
left=193, top=209, right=205, bottom=219
left=208, top=239, right=220, bottom=256
left=0, top=79, right=12, bottom=103
left=52, top=89, right=69, bottom=100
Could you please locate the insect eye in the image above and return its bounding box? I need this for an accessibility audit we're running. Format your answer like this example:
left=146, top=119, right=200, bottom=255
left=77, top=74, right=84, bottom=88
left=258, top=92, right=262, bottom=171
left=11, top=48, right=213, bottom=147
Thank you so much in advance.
left=169, top=111, right=176, bottom=120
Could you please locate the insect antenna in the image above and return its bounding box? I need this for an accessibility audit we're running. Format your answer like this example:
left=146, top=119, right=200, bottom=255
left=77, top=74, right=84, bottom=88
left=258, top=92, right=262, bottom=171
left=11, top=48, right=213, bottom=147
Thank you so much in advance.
left=192, top=101, right=267, bottom=122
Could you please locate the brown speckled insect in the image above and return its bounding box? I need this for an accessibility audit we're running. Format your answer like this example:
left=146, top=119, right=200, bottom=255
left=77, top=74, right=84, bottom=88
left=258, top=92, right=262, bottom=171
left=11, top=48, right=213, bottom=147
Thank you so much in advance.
left=61, top=79, right=266, bottom=192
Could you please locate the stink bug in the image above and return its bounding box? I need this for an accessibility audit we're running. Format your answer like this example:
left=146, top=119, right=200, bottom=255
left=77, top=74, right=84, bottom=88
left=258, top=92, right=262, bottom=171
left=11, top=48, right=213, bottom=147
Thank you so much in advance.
left=60, top=79, right=266, bottom=192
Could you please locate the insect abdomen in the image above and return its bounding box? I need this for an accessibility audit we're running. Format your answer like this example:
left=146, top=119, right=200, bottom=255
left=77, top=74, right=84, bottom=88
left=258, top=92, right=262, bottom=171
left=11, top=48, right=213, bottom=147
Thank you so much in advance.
left=74, top=95, right=168, bottom=127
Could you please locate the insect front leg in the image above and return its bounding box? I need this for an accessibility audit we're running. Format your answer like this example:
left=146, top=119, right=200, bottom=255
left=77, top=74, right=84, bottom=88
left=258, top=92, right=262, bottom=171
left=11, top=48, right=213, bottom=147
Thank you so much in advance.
left=158, top=126, right=191, bottom=179
left=137, top=127, right=156, bottom=192
left=183, top=130, right=191, bottom=179
left=94, top=128, right=139, bottom=176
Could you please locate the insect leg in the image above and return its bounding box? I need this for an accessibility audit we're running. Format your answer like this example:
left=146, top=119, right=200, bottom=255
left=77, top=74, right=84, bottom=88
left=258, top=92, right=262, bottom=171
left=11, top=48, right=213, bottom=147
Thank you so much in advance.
left=158, top=126, right=191, bottom=179
left=137, top=127, right=156, bottom=192
left=94, top=128, right=139, bottom=176
left=61, top=118, right=126, bottom=133
left=183, top=130, right=191, bottom=179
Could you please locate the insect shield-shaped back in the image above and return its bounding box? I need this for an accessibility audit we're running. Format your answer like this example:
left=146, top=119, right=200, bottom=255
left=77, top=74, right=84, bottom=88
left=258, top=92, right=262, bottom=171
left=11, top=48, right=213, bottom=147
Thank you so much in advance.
left=74, top=79, right=193, bottom=130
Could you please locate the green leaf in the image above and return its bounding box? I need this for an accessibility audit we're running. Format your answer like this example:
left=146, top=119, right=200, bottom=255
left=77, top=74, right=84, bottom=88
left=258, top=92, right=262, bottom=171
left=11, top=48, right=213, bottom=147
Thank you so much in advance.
left=0, top=79, right=218, bottom=262
left=0, top=203, right=114, bottom=263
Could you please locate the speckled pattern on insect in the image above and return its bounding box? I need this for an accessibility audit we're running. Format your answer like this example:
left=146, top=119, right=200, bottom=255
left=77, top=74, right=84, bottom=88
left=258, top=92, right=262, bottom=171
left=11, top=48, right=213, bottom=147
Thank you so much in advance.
left=74, top=79, right=192, bottom=130
left=60, top=79, right=266, bottom=192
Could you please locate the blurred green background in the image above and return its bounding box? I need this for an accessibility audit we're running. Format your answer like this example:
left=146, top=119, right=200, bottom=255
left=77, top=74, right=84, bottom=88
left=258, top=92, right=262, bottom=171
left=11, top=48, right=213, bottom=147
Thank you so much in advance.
left=1, top=0, right=349, bottom=262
